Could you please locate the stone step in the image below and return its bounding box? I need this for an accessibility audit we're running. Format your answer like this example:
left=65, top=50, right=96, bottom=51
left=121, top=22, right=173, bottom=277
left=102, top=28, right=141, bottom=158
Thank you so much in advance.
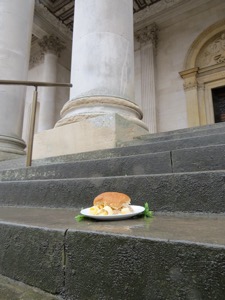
left=120, top=131, right=225, bottom=147
left=0, top=170, right=225, bottom=213
left=0, top=151, right=172, bottom=181
left=0, top=274, right=62, bottom=300
left=1, top=144, right=225, bottom=181
left=1, top=131, right=225, bottom=175
left=0, top=207, right=224, bottom=300
left=1, top=124, right=225, bottom=171
left=135, top=122, right=225, bottom=142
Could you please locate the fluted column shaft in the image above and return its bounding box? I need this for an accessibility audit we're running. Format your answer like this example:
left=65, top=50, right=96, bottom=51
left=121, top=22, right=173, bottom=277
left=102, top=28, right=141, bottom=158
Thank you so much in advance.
left=136, top=24, right=158, bottom=133
left=0, top=0, right=35, bottom=159
left=38, top=35, right=65, bottom=132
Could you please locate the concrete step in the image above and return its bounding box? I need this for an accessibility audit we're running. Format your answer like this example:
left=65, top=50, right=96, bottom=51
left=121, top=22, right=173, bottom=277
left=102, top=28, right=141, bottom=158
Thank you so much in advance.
left=0, top=151, right=172, bottom=181
left=121, top=131, right=225, bottom=147
left=0, top=132, right=225, bottom=176
left=0, top=207, right=224, bottom=300
left=135, top=122, right=225, bottom=142
left=0, top=170, right=225, bottom=213
left=0, top=274, right=62, bottom=300
left=1, top=143, right=225, bottom=181
left=1, top=125, right=225, bottom=172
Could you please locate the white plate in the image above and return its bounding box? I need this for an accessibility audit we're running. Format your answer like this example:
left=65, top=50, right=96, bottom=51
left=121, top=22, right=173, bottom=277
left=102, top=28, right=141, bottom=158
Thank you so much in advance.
left=80, top=205, right=145, bottom=221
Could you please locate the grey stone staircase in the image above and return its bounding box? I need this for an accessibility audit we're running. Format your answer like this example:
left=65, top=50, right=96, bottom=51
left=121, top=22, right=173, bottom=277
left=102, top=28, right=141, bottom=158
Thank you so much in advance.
left=0, top=123, right=225, bottom=299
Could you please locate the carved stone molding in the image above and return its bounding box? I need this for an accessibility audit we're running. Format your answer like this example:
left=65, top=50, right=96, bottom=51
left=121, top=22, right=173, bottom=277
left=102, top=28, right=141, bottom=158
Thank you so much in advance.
left=38, top=34, right=66, bottom=56
left=196, top=32, right=225, bottom=68
left=179, top=67, right=198, bottom=91
left=134, top=0, right=189, bottom=24
left=183, top=79, right=198, bottom=91
left=135, top=23, right=158, bottom=48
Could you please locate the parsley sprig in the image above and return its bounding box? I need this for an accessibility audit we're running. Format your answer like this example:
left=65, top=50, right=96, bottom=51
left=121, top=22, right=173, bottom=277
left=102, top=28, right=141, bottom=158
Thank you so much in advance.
left=75, top=214, right=86, bottom=222
left=143, top=202, right=153, bottom=218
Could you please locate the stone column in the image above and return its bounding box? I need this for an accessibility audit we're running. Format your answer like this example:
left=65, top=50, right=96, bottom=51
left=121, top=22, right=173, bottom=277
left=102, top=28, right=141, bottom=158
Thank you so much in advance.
left=33, top=0, right=149, bottom=159
left=38, top=35, right=65, bottom=132
left=56, top=0, right=147, bottom=131
left=135, top=23, right=158, bottom=133
left=0, top=0, right=35, bottom=161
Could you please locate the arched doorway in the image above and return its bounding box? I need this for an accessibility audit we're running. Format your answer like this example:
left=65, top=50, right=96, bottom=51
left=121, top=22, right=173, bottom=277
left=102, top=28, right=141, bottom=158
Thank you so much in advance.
left=179, top=19, right=225, bottom=127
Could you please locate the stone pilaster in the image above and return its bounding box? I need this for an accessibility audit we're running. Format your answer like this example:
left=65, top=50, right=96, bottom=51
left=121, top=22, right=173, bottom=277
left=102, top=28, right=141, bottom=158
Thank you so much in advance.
left=0, top=0, right=35, bottom=161
left=38, top=35, right=65, bottom=131
left=179, top=68, right=200, bottom=127
left=135, top=23, right=158, bottom=133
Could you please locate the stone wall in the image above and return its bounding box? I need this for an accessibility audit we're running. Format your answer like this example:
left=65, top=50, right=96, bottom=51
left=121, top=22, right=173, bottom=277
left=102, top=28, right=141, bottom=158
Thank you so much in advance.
left=134, top=0, right=225, bottom=132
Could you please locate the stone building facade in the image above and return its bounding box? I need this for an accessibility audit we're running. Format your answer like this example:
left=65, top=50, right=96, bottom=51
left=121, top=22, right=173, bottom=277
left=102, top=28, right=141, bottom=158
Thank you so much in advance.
left=0, top=0, right=225, bottom=160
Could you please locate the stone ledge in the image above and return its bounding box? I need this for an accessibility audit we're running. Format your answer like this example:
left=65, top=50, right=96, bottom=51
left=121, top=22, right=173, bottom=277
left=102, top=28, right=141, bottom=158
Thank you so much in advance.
left=0, top=208, right=224, bottom=299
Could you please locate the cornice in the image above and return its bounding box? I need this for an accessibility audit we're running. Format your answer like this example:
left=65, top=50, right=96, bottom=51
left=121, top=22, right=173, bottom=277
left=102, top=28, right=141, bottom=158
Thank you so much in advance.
left=35, top=0, right=72, bottom=41
left=134, top=0, right=189, bottom=24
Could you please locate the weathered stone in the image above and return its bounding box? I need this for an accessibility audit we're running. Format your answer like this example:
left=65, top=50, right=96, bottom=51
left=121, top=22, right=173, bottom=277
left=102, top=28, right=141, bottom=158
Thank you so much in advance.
left=0, top=171, right=224, bottom=213
left=136, top=122, right=225, bottom=142
left=0, top=207, right=225, bottom=300
left=121, top=132, right=225, bottom=148
left=0, top=224, right=64, bottom=294
left=0, top=274, right=62, bottom=300
left=65, top=231, right=225, bottom=300
left=172, top=144, right=225, bottom=172
left=0, top=151, right=172, bottom=181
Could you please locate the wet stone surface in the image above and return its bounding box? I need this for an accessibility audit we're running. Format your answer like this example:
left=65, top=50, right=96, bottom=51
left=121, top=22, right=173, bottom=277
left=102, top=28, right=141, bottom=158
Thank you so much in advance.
left=0, top=206, right=225, bottom=246
left=0, top=207, right=225, bottom=300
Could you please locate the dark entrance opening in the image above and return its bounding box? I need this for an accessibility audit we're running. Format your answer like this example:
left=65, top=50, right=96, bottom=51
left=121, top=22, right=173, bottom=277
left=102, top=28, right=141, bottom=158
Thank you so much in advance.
left=212, top=86, right=225, bottom=123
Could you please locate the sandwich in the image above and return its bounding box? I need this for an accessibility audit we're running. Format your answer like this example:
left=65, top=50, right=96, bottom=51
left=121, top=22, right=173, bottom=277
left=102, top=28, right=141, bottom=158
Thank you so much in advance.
left=89, top=192, right=133, bottom=216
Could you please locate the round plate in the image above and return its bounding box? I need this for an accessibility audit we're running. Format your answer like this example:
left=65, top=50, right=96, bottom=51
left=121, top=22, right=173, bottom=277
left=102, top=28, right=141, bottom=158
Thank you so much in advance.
left=80, top=205, right=145, bottom=221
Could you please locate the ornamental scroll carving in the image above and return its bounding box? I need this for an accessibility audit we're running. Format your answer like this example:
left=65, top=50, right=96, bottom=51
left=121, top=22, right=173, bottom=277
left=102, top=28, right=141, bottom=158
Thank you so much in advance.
left=135, top=23, right=158, bottom=48
left=38, top=34, right=65, bottom=57
left=196, top=32, right=225, bottom=68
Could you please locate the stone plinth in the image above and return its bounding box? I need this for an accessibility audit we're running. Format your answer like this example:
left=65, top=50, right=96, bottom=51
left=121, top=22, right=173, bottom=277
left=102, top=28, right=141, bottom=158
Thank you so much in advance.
left=33, top=114, right=147, bottom=159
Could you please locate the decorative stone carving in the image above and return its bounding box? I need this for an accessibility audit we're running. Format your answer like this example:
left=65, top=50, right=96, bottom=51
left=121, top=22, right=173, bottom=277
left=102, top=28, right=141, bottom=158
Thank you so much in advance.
left=197, top=32, right=225, bottom=67
left=29, top=51, right=44, bottom=69
left=183, top=78, right=198, bottom=91
left=179, top=68, right=198, bottom=91
left=135, top=23, right=158, bottom=48
left=38, top=34, right=65, bottom=56
left=134, top=0, right=189, bottom=23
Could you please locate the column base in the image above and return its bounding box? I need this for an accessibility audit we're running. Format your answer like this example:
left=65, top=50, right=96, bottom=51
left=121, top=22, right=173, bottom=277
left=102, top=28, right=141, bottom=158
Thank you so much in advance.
left=55, top=96, right=149, bottom=131
left=0, top=135, right=26, bottom=161
left=33, top=114, right=148, bottom=160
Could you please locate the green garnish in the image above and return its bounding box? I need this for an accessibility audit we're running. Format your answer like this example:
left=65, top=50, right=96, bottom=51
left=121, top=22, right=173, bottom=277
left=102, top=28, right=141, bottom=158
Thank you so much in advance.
left=143, top=202, right=153, bottom=218
left=75, top=214, right=86, bottom=222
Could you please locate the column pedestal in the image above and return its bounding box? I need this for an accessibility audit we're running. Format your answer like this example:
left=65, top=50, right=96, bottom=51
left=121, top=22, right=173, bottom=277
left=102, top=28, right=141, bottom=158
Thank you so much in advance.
left=33, top=114, right=147, bottom=159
